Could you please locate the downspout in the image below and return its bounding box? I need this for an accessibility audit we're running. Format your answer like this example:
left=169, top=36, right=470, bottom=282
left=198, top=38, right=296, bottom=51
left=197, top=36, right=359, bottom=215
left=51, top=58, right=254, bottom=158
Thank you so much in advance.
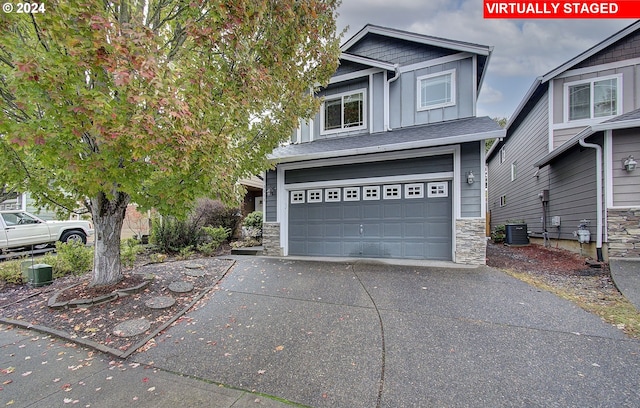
left=578, top=138, right=604, bottom=262
left=385, top=64, right=401, bottom=131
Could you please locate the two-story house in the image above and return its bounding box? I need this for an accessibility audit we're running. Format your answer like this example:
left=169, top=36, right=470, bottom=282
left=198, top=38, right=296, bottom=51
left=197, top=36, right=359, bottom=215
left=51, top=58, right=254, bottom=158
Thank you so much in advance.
left=262, top=25, right=504, bottom=265
left=487, top=21, right=640, bottom=261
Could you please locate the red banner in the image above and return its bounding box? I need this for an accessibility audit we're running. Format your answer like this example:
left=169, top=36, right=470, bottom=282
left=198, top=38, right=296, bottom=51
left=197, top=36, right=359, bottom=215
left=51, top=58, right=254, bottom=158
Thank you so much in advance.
left=484, top=1, right=640, bottom=18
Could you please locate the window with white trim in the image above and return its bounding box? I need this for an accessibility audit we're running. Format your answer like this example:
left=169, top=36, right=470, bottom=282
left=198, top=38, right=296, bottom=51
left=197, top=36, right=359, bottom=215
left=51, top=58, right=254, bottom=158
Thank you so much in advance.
left=417, top=69, right=455, bottom=110
left=344, top=187, right=360, bottom=201
left=291, top=191, right=305, bottom=204
left=427, top=182, right=448, bottom=197
left=383, top=185, right=401, bottom=200
left=405, top=183, right=424, bottom=198
left=565, top=74, right=620, bottom=122
left=325, top=188, right=341, bottom=202
left=511, top=162, right=517, bottom=182
left=500, top=146, right=506, bottom=164
left=321, top=89, right=366, bottom=135
left=307, top=189, right=323, bottom=203
left=363, top=186, right=380, bottom=200
left=500, top=195, right=507, bottom=207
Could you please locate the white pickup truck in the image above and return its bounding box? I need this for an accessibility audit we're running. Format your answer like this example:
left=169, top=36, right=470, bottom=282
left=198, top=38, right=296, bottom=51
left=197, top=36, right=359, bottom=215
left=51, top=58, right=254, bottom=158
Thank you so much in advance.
left=0, top=210, right=94, bottom=253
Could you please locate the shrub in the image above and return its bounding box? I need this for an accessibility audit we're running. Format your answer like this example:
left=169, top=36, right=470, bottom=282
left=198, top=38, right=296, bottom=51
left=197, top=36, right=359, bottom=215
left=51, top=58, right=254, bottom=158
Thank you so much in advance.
left=150, top=215, right=204, bottom=253
left=0, top=259, right=24, bottom=284
left=192, top=198, right=241, bottom=233
left=45, top=241, right=93, bottom=277
left=491, top=224, right=506, bottom=243
left=243, top=211, right=263, bottom=228
left=121, top=238, right=143, bottom=268
left=197, top=226, right=231, bottom=256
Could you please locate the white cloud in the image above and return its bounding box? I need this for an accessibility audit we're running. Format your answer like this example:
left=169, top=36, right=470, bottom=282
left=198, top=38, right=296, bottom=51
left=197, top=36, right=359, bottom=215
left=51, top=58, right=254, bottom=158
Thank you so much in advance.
left=477, top=83, right=503, bottom=105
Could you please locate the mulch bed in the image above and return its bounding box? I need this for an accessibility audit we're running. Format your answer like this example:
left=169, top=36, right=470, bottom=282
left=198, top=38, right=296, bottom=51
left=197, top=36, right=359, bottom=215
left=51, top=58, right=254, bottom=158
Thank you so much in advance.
left=486, top=241, right=621, bottom=307
left=0, top=257, right=234, bottom=357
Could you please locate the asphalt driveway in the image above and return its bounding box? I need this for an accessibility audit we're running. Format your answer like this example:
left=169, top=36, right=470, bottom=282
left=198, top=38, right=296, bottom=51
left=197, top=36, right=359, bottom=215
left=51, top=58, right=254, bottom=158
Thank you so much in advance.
left=134, top=257, right=640, bottom=407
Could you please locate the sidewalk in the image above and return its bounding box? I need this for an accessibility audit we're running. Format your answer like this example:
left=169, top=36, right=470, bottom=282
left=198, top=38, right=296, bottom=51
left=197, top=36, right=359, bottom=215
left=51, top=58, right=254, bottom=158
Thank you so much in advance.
left=0, top=325, right=298, bottom=408
left=610, top=258, right=640, bottom=310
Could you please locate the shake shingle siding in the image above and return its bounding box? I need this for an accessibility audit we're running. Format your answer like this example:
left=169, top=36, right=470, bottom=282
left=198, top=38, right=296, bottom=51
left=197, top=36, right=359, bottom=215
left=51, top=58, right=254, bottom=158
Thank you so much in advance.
left=348, top=34, right=456, bottom=65
left=574, top=30, right=640, bottom=69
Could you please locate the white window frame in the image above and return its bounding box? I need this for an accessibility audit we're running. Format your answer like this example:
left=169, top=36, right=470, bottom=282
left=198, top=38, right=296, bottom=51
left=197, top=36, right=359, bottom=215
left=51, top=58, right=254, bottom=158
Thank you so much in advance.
left=500, top=146, right=506, bottom=164
left=427, top=182, right=448, bottom=198
left=307, top=189, right=323, bottom=203
left=417, top=69, right=456, bottom=111
left=363, top=186, right=380, bottom=200
left=291, top=191, right=305, bottom=204
left=383, top=184, right=402, bottom=200
left=325, top=188, right=341, bottom=202
left=320, top=88, right=367, bottom=136
left=500, top=195, right=507, bottom=207
left=405, top=183, right=424, bottom=199
left=511, top=162, right=517, bottom=182
left=343, top=187, right=360, bottom=201
left=563, top=74, right=621, bottom=124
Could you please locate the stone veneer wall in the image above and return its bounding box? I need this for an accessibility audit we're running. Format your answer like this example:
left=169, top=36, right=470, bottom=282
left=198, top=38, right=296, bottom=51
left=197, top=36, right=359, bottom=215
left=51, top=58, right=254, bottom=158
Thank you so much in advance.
left=262, top=222, right=282, bottom=256
left=455, top=218, right=487, bottom=265
left=607, top=208, right=640, bottom=258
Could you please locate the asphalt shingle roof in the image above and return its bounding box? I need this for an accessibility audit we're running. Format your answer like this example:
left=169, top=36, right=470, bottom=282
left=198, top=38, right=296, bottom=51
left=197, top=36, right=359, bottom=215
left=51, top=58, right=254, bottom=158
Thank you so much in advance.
left=271, top=116, right=503, bottom=163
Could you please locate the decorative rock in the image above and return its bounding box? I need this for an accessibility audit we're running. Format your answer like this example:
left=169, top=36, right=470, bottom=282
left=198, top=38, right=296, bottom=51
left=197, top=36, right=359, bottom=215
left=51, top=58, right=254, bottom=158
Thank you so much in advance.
left=168, top=281, right=194, bottom=293
left=113, top=318, right=151, bottom=337
left=184, top=263, right=204, bottom=269
left=144, top=296, right=176, bottom=309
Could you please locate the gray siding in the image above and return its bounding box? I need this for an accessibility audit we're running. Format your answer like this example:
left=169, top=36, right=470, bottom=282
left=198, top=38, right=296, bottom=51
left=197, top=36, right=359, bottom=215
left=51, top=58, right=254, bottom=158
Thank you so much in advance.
left=392, top=57, right=474, bottom=129
left=265, top=170, right=277, bottom=222
left=612, top=128, right=640, bottom=207
left=488, top=89, right=550, bottom=233
left=285, top=154, right=453, bottom=184
left=545, top=142, right=600, bottom=240
left=460, top=142, right=482, bottom=218
left=574, top=29, right=640, bottom=69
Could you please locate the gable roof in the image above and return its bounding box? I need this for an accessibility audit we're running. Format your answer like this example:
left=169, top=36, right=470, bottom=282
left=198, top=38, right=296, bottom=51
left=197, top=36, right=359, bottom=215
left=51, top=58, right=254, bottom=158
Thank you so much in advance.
left=487, top=20, right=640, bottom=162
left=341, top=24, right=492, bottom=56
left=270, top=117, right=504, bottom=163
left=338, top=24, right=493, bottom=97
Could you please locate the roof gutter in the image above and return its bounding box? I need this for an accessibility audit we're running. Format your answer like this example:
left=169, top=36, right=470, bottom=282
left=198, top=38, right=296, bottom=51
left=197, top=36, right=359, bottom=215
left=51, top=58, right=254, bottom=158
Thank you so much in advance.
left=578, top=137, right=604, bottom=262
left=385, top=64, right=401, bottom=131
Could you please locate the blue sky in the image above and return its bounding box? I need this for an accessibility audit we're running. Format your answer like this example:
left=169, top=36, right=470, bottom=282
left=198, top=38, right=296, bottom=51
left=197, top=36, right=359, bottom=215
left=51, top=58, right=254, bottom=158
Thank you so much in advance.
left=335, top=0, right=636, bottom=120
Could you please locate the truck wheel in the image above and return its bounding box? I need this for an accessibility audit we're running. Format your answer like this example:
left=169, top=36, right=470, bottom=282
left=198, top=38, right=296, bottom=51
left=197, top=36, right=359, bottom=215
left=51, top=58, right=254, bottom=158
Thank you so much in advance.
left=60, top=230, right=87, bottom=245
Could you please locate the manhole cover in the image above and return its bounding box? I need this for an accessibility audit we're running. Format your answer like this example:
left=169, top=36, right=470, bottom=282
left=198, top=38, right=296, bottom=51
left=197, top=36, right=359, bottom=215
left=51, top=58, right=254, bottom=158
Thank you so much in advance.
left=169, top=281, right=194, bottom=293
left=113, top=318, right=151, bottom=337
left=145, top=296, right=176, bottom=309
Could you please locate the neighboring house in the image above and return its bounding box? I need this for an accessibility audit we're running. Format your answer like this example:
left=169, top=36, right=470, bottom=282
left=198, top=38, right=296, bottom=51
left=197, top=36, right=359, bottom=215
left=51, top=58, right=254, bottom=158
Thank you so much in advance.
left=263, top=25, right=504, bottom=265
left=486, top=21, right=640, bottom=261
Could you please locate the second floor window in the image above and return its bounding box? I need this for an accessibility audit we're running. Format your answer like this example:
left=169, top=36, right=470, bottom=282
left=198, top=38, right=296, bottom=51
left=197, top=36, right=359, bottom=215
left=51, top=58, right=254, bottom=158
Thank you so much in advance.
left=417, top=69, right=456, bottom=110
left=321, top=89, right=366, bottom=135
left=566, top=75, right=620, bottom=122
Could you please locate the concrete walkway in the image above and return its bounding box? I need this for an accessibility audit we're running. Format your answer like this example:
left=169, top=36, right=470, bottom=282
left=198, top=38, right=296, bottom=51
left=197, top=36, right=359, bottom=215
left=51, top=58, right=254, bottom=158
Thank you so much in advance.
left=610, top=258, right=640, bottom=311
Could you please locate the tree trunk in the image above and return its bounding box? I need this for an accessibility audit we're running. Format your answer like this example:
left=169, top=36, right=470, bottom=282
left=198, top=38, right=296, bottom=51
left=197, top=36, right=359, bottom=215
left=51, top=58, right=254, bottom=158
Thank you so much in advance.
left=89, top=191, right=130, bottom=287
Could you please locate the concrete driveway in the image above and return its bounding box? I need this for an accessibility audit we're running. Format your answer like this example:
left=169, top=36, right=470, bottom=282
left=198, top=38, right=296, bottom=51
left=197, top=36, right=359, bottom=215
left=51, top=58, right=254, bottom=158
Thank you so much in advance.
left=134, top=257, right=640, bottom=407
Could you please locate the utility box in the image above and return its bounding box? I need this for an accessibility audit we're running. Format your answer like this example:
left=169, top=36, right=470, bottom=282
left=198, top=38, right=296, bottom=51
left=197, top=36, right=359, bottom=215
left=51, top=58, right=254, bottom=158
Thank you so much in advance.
left=505, top=224, right=529, bottom=246
left=27, top=264, right=53, bottom=287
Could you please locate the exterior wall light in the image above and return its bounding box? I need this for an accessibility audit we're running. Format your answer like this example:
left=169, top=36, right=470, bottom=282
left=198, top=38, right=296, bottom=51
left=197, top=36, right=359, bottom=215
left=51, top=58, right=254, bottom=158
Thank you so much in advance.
left=623, top=155, right=637, bottom=172
left=466, top=171, right=475, bottom=185
left=266, top=187, right=276, bottom=197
